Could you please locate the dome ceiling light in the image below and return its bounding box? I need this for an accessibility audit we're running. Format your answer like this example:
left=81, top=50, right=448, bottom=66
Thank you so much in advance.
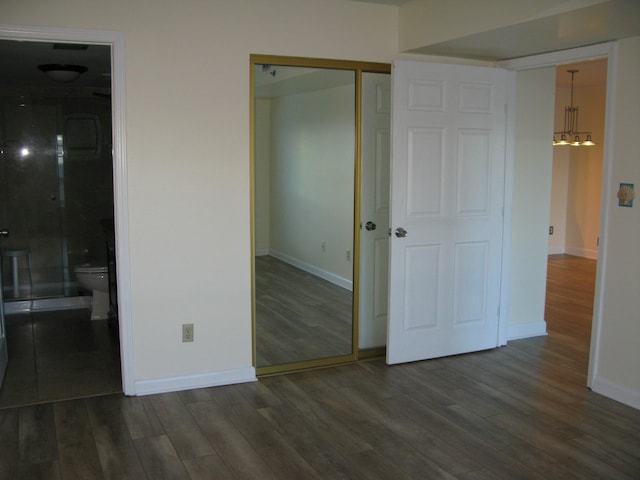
left=37, top=63, right=88, bottom=83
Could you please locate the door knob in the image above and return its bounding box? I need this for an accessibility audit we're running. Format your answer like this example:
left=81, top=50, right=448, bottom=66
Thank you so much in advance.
left=365, top=221, right=377, bottom=231
left=0, top=229, right=8, bottom=237
left=395, top=227, right=408, bottom=238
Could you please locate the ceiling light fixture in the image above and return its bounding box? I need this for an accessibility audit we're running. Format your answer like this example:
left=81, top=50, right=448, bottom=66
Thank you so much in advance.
left=553, top=69, right=595, bottom=147
left=37, top=64, right=88, bottom=83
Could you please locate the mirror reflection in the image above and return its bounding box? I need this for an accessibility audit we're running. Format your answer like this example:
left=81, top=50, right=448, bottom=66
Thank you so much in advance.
left=254, top=64, right=356, bottom=369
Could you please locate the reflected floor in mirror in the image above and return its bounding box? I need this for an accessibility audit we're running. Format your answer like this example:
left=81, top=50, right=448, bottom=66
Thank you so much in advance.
left=255, top=255, right=352, bottom=367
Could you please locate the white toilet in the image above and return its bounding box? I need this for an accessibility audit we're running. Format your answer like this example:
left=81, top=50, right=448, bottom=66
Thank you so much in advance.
left=74, top=264, right=110, bottom=320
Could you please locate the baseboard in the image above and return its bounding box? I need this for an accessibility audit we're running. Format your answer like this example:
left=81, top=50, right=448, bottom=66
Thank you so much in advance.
left=255, top=248, right=270, bottom=256
left=269, top=250, right=352, bottom=291
left=507, top=320, right=547, bottom=341
left=358, top=347, right=386, bottom=360
left=590, top=376, right=640, bottom=410
left=134, top=366, right=257, bottom=396
left=565, top=246, right=598, bottom=260
left=548, top=246, right=565, bottom=255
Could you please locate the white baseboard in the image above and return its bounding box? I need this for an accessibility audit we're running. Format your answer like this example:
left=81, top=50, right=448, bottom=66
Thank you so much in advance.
left=269, top=250, right=353, bottom=291
left=507, top=320, right=547, bottom=341
left=548, top=246, right=565, bottom=255
left=134, top=366, right=257, bottom=396
left=255, top=248, right=270, bottom=256
left=591, top=376, right=640, bottom=410
left=565, top=246, right=598, bottom=259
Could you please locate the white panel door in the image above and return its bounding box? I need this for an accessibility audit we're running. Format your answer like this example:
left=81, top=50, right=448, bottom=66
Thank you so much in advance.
left=359, top=72, right=391, bottom=349
left=387, top=60, right=508, bottom=364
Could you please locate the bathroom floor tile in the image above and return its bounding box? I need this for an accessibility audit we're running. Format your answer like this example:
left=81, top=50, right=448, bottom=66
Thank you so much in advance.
left=0, top=309, right=121, bottom=409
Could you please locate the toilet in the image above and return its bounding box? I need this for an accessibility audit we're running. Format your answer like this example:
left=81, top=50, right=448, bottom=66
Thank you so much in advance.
left=74, top=264, right=110, bottom=320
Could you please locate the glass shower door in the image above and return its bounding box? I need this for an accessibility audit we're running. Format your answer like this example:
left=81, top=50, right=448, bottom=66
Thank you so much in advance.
left=1, top=95, right=65, bottom=300
left=0, top=229, right=7, bottom=387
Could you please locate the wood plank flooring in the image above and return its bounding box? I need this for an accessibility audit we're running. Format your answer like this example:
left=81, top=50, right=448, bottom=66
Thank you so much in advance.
left=1, top=254, right=639, bottom=479
left=255, top=255, right=352, bottom=367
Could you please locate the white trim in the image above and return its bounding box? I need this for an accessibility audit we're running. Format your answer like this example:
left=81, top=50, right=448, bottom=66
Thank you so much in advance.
left=135, top=367, right=257, bottom=396
left=497, top=42, right=613, bottom=71
left=498, top=69, right=517, bottom=347
left=255, top=248, right=270, bottom=256
left=269, top=250, right=353, bottom=291
left=507, top=320, right=547, bottom=341
left=0, top=24, right=135, bottom=395
left=498, top=42, right=615, bottom=396
left=548, top=246, right=565, bottom=255
left=588, top=42, right=618, bottom=390
left=590, top=376, right=640, bottom=410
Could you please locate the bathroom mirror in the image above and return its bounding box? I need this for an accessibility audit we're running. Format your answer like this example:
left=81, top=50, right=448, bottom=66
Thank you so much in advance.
left=251, top=56, right=389, bottom=374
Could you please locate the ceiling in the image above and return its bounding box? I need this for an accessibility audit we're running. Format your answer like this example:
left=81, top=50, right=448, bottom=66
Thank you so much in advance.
left=0, top=40, right=111, bottom=88
left=354, top=0, right=640, bottom=62
left=0, top=1, right=627, bottom=90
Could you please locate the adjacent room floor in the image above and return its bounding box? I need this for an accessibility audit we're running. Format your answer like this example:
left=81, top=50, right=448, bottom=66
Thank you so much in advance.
left=0, top=308, right=121, bottom=409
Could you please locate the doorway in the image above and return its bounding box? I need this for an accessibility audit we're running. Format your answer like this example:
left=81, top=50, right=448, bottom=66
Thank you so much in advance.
left=546, top=58, right=607, bottom=360
left=0, top=26, right=135, bottom=404
left=0, top=32, right=129, bottom=405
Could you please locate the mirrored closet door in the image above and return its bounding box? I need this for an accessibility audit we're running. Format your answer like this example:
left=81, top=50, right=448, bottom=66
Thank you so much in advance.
left=251, top=56, right=390, bottom=375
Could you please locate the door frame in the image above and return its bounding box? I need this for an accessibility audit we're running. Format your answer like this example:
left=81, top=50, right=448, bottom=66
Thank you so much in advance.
left=0, top=23, right=135, bottom=395
left=249, top=54, right=391, bottom=375
left=498, top=41, right=616, bottom=390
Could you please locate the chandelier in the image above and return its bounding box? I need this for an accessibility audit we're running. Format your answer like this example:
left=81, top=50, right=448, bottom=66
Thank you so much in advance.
left=553, top=69, right=595, bottom=147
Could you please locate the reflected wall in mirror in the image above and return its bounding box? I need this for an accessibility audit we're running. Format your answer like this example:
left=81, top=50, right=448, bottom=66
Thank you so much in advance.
left=253, top=62, right=356, bottom=370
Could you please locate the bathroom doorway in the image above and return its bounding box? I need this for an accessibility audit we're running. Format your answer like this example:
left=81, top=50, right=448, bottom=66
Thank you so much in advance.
left=0, top=39, right=122, bottom=407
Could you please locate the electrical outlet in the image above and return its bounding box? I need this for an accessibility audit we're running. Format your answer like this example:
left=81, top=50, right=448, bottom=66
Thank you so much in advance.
left=182, top=323, right=194, bottom=342
left=346, top=249, right=351, bottom=261
left=549, top=226, right=554, bottom=235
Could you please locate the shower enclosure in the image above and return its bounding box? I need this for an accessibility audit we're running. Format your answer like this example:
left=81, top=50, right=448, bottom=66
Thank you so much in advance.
left=0, top=87, right=114, bottom=305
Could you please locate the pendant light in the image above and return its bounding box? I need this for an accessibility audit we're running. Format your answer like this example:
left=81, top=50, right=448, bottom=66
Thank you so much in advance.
left=553, top=69, right=595, bottom=147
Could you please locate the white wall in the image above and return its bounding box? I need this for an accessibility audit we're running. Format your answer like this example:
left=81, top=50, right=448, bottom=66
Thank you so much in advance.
left=0, top=0, right=398, bottom=390
left=254, top=98, right=271, bottom=255
left=591, top=36, right=640, bottom=409
left=507, top=67, right=556, bottom=338
left=564, top=85, right=605, bottom=258
left=549, top=141, right=570, bottom=253
left=269, top=83, right=355, bottom=287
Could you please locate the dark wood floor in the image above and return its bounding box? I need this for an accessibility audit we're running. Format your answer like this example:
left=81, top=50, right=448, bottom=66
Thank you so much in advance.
left=1, top=254, right=639, bottom=479
left=255, top=255, right=352, bottom=367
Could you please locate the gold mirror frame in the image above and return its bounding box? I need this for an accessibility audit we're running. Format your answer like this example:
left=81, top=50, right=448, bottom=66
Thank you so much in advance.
left=250, top=55, right=390, bottom=376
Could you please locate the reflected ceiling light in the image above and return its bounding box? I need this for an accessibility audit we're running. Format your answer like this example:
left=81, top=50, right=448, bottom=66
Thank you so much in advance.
left=553, top=69, right=596, bottom=147
left=37, top=64, right=87, bottom=83
left=261, top=64, right=277, bottom=77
